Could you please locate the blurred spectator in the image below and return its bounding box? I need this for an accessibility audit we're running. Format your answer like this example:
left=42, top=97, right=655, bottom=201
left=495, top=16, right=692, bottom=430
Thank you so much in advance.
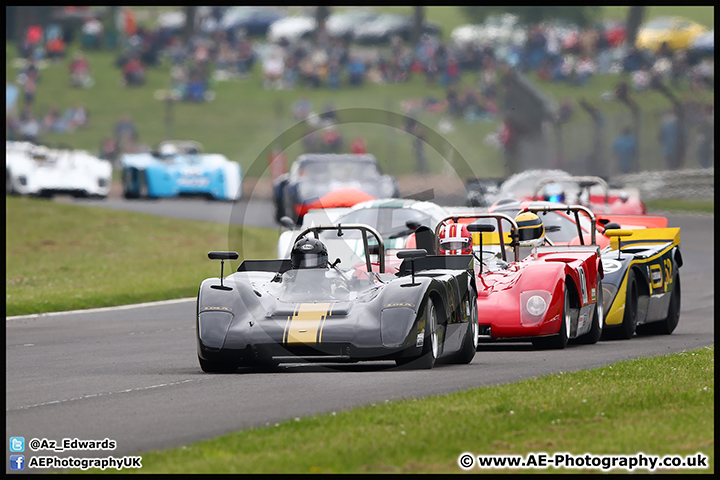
left=46, top=33, right=66, bottom=61
left=21, top=25, right=44, bottom=59
left=578, top=27, right=598, bottom=57
left=21, top=68, right=37, bottom=107
left=81, top=18, right=104, bottom=49
left=574, top=54, right=597, bottom=87
left=327, top=58, right=341, bottom=89
left=346, top=55, right=366, bottom=87
left=122, top=55, right=146, bottom=86
left=185, top=73, right=207, bottom=102
left=291, top=96, right=313, bottom=122
left=631, top=65, right=651, bottom=92
left=18, top=106, right=40, bottom=142
left=99, top=136, right=117, bottom=161
left=319, top=101, right=338, bottom=126
left=612, top=126, right=638, bottom=173
left=320, top=126, right=343, bottom=153
left=658, top=111, right=681, bottom=170
left=262, top=49, right=284, bottom=90
left=43, top=104, right=62, bottom=132
left=695, top=104, right=713, bottom=169
left=114, top=113, right=138, bottom=157
left=622, top=47, right=646, bottom=73
left=237, top=36, right=255, bottom=76
left=558, top=98, right=574, bottom=123
left=350, top=136, right=367, bottom=154
left=69, top=52, right=93, bottom=88
left=69, top=104, right=89, bottom=129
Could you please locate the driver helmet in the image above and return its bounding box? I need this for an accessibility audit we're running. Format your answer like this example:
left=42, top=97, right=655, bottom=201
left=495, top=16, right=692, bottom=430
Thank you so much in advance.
left=291, top=237, right=329, bottom=269
left=542, top=182, right=565, bottom=203
left=159, top=143, right=179, bottom=158
left=515, top=211, right=545, bottom=247
left=438, top=223, right=473, bottom=255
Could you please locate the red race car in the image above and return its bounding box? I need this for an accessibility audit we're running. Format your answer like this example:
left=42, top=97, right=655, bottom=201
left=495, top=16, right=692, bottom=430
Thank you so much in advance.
left=431, top=207, right=604, bottom=348
left=531, top=175, right=646, bottom=215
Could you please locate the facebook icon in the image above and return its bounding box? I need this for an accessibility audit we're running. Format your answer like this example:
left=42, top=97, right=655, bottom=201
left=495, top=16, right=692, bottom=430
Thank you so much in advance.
left=10, top=455, right=25, bottom=470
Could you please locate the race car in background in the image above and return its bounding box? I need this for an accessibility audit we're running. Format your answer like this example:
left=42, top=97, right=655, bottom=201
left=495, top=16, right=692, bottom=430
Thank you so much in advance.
left=273, top=153, right=399, bottom=225
left=6, top=141, right=112, bottom=199
left=196, top=223, right=478, bottom=372
left=121, top=140, right=242, bottom=201
left=278, top=198, right=451, bottom=272
left=465, top=169, right=646, bottom=215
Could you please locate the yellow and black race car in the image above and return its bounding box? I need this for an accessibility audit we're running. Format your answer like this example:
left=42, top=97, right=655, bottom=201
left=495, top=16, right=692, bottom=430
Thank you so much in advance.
left=600, top=227, right=682, bottom=339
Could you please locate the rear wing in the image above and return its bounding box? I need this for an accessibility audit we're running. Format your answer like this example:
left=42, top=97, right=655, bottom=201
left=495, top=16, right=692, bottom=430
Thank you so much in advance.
left=609, top=227, right=680, bottom=251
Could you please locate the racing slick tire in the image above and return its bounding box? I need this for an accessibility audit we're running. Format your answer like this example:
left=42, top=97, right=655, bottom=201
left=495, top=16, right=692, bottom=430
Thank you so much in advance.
left=199, top=356, right=239, bottom=373
left=533, top=285, right=571, bottom=350
left=122, top=169, right=139, bottom=199
left=397, top=299, right=439, bottom=369
left=575, top=280, right=603, bottom=345
left=6, top=169, right=17, bottom=195
left=605, top=269, right=639, bottom=340
left=637, top=273, right=680, bottom=335
left=452, top=298, right=479, bottom=364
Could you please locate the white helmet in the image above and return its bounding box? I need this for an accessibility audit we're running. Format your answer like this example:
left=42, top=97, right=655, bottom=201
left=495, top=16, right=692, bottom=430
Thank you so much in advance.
left=159, top=143, right=179, bottom=157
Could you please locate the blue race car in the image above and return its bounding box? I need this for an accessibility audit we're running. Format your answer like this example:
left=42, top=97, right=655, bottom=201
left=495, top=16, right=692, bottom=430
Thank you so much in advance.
left=121, top=140, right=242, bottom=201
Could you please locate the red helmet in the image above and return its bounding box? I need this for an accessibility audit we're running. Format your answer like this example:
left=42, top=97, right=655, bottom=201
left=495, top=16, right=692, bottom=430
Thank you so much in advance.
left=438, top=223, right=473, bottom=255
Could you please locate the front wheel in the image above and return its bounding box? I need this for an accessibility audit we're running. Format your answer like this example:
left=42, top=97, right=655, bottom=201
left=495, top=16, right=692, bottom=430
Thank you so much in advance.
left=533, top=285, right=570, bottom=350
left=606, top=270, right=638, bottom=340
left=452, top=299, right=478, bottom=364
left=576, top=279, right=603, bottom=344
left=416, top=299, right=439, bottom=369
left=199, top=357, right=238, bottom=373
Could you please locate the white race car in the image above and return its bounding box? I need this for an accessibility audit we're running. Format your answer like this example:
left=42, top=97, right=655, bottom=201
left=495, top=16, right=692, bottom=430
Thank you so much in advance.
left=6, top=141, right=112, bottom=199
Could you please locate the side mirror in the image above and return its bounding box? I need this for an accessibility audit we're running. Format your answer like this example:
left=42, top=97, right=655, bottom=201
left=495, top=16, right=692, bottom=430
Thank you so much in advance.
left=279, top=216, right=295, bottom=229
left=397, top=249, right=427, bottom=259
left=398, top=249, right=426, bottom=285
left=466, top=223, right=495, bottom=233
left=208, top=251, right=238, bottom=290
left=604, top=229, right=632, bottom=238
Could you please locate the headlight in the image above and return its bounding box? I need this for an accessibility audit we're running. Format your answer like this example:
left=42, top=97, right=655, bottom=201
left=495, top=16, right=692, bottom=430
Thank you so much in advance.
left=526, top=295, right=547, bottom=316
left=18, top=175, right=27, bottom=186
left=98, top=178, right=108, bottom=187
left=520, top=290, right=552, bottom=327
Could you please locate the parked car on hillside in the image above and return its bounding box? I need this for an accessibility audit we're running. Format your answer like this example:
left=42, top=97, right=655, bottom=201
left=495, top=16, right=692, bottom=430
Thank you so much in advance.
left=635, top=16, right=708, bottom=52
left=353, top=13, right=441, bottom=45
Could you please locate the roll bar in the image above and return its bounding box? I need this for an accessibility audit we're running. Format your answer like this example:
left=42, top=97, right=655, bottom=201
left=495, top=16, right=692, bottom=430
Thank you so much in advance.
left=522, top=204, right=597, bottom=246
left=435, top=213, right=520, bottom=263
left=296, top=223, right=386, bottom=274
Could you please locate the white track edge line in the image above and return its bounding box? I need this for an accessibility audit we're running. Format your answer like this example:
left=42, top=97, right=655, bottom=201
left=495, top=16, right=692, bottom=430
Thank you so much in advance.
left=6, top=297, right=196, bottom=321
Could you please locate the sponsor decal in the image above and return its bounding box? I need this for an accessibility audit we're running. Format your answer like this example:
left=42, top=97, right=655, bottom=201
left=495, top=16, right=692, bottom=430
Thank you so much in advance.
left=384, top=302, right=415, bottom=308
left=283, top=303, right=334, bottom=344
left=650, top=264, right=663, bottom=288
left=601, top=258, right=623, bottom=274
left=202, top=306, right=231, bottom=311
left=177, top=177, right=210, bottom=187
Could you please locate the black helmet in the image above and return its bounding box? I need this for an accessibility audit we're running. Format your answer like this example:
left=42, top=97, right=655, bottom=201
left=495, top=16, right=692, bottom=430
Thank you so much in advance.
left=291, top=237, right=328, bottom=269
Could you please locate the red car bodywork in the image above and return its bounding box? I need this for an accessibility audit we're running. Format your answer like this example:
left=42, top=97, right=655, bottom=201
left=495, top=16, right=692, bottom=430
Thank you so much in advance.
left=434, top=211, right=603, bottom=346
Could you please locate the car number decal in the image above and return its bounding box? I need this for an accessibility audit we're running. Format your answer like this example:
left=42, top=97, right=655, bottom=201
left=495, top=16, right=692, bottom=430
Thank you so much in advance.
left=283, top=303, right=334, bottom=344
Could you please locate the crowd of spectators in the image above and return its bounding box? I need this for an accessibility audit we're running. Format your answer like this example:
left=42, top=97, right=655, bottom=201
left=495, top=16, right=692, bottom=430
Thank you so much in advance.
left=6, top=8, right=714, bottom=168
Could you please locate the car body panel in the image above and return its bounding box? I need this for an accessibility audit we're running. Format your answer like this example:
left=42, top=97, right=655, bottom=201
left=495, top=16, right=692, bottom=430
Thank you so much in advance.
left=6, top=141, right=112, bottom=198
left=435, top=209, right=603, bottom=345
left=636, top=16, right=708, bottom=51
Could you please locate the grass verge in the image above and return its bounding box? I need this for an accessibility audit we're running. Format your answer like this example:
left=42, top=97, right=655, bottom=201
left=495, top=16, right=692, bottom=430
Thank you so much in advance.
left=5, top=196, right=278, bottom=316
left=88, top=345, right=713, bottom=474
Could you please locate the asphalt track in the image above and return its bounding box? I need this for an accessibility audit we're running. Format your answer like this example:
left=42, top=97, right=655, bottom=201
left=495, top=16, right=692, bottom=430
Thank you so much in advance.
left=5, top=197, right=714, bottom=472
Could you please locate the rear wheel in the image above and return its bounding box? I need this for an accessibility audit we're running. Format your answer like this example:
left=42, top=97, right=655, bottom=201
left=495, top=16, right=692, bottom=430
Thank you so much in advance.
left=637, top=273, right=680, bottom=335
